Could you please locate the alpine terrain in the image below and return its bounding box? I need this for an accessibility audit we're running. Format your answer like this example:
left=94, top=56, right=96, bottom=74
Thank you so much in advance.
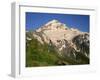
left=26, top=19, right=89, bottom=67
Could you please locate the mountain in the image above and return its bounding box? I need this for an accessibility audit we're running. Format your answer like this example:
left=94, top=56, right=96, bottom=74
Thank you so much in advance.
left=26, top=19, right=89, bottom=66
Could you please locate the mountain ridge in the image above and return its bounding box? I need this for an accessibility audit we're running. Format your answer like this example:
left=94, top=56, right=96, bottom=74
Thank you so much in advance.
left=26, top=19, right=89, bottom=66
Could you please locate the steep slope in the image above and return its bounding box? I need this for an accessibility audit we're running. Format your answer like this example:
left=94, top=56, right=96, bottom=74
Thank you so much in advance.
left=26, top=19, right=89, bottom=66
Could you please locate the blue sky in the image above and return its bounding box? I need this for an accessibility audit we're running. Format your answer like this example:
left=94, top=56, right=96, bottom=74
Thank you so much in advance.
left=26, top=12, right=89, bottom=32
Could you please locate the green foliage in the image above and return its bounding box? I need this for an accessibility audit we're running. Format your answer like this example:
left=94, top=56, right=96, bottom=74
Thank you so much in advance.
left=26, top=36, right=61, bottom=67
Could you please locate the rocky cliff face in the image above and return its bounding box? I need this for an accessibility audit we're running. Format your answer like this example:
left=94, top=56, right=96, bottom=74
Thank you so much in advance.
left=26, top=19, right=89, bottom=65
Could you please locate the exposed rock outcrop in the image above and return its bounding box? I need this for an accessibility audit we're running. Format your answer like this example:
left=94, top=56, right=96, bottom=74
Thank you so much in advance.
left=27, top=19, right=89, bottom=64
